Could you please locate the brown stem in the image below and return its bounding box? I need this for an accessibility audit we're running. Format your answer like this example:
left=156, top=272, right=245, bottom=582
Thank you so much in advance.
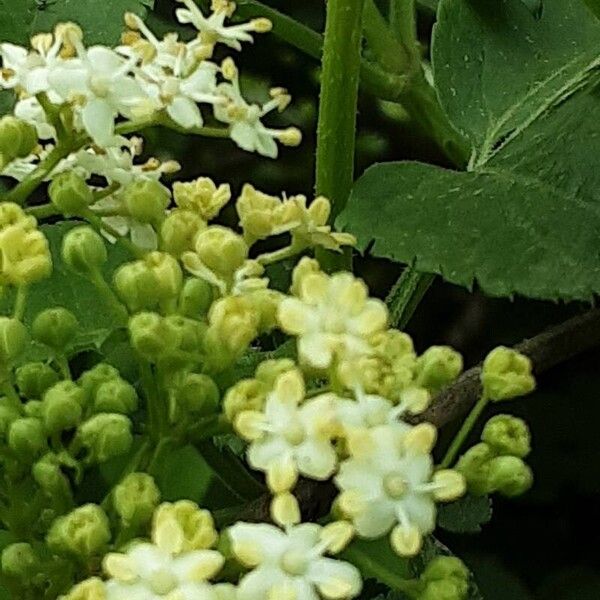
left=419, top=308, right=600, bottom=427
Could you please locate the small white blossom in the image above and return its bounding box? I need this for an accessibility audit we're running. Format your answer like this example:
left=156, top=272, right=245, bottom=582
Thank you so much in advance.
left=229, top=522, right=362, bottom=600
left=14, top=96, right=56, bottom=140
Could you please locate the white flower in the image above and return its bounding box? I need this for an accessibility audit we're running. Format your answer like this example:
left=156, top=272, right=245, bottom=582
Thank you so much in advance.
left=0, top=43, right=48, bottom=94
left=103, top=543, right=226, bottom=600
left=175, top=0, right=272, bottom=52
left=213, top=61, right=301, bottom=158
left=48, top=44, right=155, bottom=146
left=278, top=269, right=388, bottom=369
left=235, top=369, right=339, bottom=493
left=14, top=96, right=56, bottom=140
left=229, top=522, right=362, bottom=600
left=335, top=423, right=465, bottom=556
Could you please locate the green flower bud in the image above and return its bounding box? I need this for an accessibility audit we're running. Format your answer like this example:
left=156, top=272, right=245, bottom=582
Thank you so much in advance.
left=161, top=209, right=206, bottom=257
left=422, top=556, right=469, bottom=585
left=33, top=453, right=71, bottom=499
left=255, top=359, right=295, bottom=388
left=32, top=307, right=79, bottom=350
left=42, top=381, right=84, bottom=434
left=481, top=347, right=535, bottom=402
left=419, top=579, right=468, bottom=600
left=128, top=312, right=181, bottom=362
left=145, top=251, right=183, bottom=301
left=8, top=417, right=47, bottom=459
left=487, top=455, right=533, bottom=497
left=78, top=363, right=120, bottom=404
left=164, top=315, right=205, bottom=354
left=455, top=442, right=497, bottom=496
left=0, top=399, right=20, bottom=438
left=416, top=346, right=463, bottom=393
left=223, top=378, right=267, bottom=422
left=24, top=400, right=43, bottom=418
left=122, top=179, right=170, bottom=224
left=114, top=260, right=160, bottom=312
left=193, top=226, right=248, bottom=279
left=0, top=317, right=28, bottom=362
left=1, top=543, right=39, bottom=579
left=178, top=277, right=214, bottom=318
left=62, top=226, right=107, bottom=276
left=48, top=171, right=93, bottom=216
left=94, top=379, right=138, bottom=414
left=173, top=373, right=219, bottom=418
left=77, top=414, right=133, bottom=463
left=114, top=472, right=160, bottom=528
left=46, top=504, right=111, bottom=559
left=207, top=296, right=259, bottom=358
left=481, top=414, right=531, bottom=458
left=0, top=116, right=37, bottom=162
left=16, top=362, right=59, bottom=399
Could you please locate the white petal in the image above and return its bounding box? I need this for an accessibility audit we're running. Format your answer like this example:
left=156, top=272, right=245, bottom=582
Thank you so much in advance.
left=167, top=96, right=203, bottom=129
left=230, top=121, right=260, bottom=153
left=87, top=46, right=125, bottom=74
left=228, top=523, right=287, bottom=564
left=353, top=498, right=397, bottom=538
left=278, top=298, right=313, bottom=335
left=399, top=494, right=436, bottom=534
left=309, top=557, right=362, bottom=599
left=298, top=333, right=334, bottom=369
left=237, top=566, right=287, bottom=600
left=131, top=222, right=158, bottom=250
left=82, top=98, right=116, bottom=146
left=295, top=438, right=337, bottom=480
left=247, top=437, right=291, bottom=471
left=47, top=65, right=90, bottom=100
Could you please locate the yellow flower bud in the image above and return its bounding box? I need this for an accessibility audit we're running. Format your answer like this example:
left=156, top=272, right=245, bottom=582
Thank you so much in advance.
left=173, top=177, right=231, bottom=220
left=144, top=251, right=183, bottom=302
left=223, top=378, right=267, bottom=421
left=0, top=224, right=52, bottom=285
left=482, top=347, right=535, bottom=401
left=114, top=260, right=161, bottom=312
left=122, top=179, right=170, bottom=225
left=191, top=226, right=248, bottom=280
left=0, top=202, right=36, bottom=230
left=255, top=358, right=295, bottom=388
left=207, top=295, right=260, bottom=357
left=160, top=209, right=206, bottom=257
left=416, top=346, right=463, bottom=394
left=114, top=473, right=160, bottom=528
left=290, top=256, right=321, bottom=296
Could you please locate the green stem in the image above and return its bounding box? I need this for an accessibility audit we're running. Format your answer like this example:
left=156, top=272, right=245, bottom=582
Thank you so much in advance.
left=315, top=0, right=365, bottom=218
left=13, top=285, right=27, bottom=321
left=54, top=354, right=71, bottom=380
left=139, top=360, right=162, bottom=442
left=440, top=393, right=490, bottom=469
left=389, top=0, right=420, bottom=64
left=386, top=268, right=434, bottom=329
left=25, top=203, right=62, bottom=220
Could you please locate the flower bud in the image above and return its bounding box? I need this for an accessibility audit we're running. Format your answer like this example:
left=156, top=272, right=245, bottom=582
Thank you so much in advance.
left=8, top=417, right=47, bottom=459
left=481, top=347, right=535, bottom=401
left=0, top=317, right=27, bottom=362
left=290, top=256, right=321, bottom=296
left=114, top=261, right=160, bottom=312
left=172, top=372, right=220, bottom=418
left=61, top=577, right=106, bottom=600
left=153, top=501, right=218, bottom=552
left=49, top=171, right=93, bottom=216
left=178, top=277, right=214, bottom=318
left=0, top=399, right=20, bottom=439
left=94, top=379, right=138, bottom=415
left=421, top=556, right=469, bottom=585
left=160, top=209, right=206, bottom=257
left=419, top=579, right=469, bottom=600
left=114, top=472, right=160, bottom=528
left=42, top=381, right=84, bottom=434
left=62, top=226, right=107, bottom=276
left=1, top=543, right=39, bottom=579
left=207, top=296, right=260, bottom=357
left=46, top=504, right=111, bottom=559
left=455, top=442, right=496, bottom=496
left=255, top=359, right=295, bottom=388
left=32, top=307, right=78, bottom=350
left=144, top=251, right=183, bottom=302
left=481, top=414, right=531, bottom=458
left=128, top=312, right=180, bottom=362
left=223, top=379, right=266, bottom=421
left=122, top=179, right=170, bottom=224
left=77, top=414, right=133, bottom=463
left=0, top=116, right=37, bottom=162
left=16, top=362, right=59, bottom=399
left=24, top=400, right=43, bottom=418
left=487, top=455, right=533, bottom=497
left=416, top=346, right=463, bottom=393
left=33, top=453, right=72, bottom=498
left=0, top=224, right=52, bottom=285
left=193, top=226, right=248, bottom=279
left=173, top=177, right=231, bottom=220
left=78, top=363, right=120, bottom=404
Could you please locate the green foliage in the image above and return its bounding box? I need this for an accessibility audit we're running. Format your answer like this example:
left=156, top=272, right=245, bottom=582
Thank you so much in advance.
left=0, top=0, right=154, bottom=46
left=437, top=495, right=492, bottom=533
left=338, top=0, right=600, bottom=301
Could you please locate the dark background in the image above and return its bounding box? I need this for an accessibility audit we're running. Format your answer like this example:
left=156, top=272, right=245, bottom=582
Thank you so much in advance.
left=146, top=1, right=600, bottom=597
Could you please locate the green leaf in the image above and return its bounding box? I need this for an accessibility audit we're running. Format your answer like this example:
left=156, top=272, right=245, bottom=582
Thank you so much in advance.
left=0, top=221, right=132, bottom=361
left=0, top=0, right=154, bottom=46
left=583, top=0, right=600, bottom=20
left=338, top=0, right=600, bottom=301
left=437, top=494, right=492, bottom=533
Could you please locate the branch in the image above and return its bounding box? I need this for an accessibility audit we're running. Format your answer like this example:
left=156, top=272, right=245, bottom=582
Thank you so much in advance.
left=419, top=308, right=600, bottom=428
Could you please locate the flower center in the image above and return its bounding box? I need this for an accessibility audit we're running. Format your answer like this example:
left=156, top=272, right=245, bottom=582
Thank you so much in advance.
left=383, top=473, right=408, bottom=499
left=89, top=75, right=111, bottom=97
left=283, top=421, right=306, bottom=446
left=148, top=568, right=178, bottom=595
left=281, top=550, right=308, bottom=576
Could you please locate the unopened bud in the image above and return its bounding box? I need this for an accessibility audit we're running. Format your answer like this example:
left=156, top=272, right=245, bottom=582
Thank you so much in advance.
left=223, top=379, right=266, bottom=421
left=78, top=363, right=120, bottom=404
left=173, top=373, right=219, bottom=418
left=42, top=381, right=84, bottom=434
left=160, top=209, right=206, bottom=257
left=207, top=295, right=259, bottom=357
left=455, top=442, right=496, bottom=496
left=255, top=359, right=295, bottom=388
left=46, top=504, right=111, bottom=559
left=32, top=307, right=78, bottom=350
left=153, top=501, right=218, bottom=552
left=422, top=556, right=469, bottom=585
left=8, top=417, right=47, bottom=459
left=192, top=226, right=248, bottom=279
left=77, top=414, right=133, bottom=463
left=1, top=543, right=39, bottom=579
left=481, top=347, right=535, bottom=401
left=416, top=346, right=463, bottom=393
left=24, top=400, right=43, bottom=418
left=419, top=579, right=468, bottom=600
left=173, top=178, right=231, bottom=221
left=114, top=260, right=160, bottom=312
left=33, top=453, right=72, bottom=499
left=122, top=179, right=170, bottom=225
left=16, top=362, right=59, bottom=399
left=487, top=455, right=533, bottom=498
left=114, top=472, right=160, bottom=528
left=481, top=414, right=531, bottom=458
left=144, top=251, right=183, bottom=301
left=49, top=171, right=92, bottom=216
left=128, top=312, right=180, bottom=362
left=0, top=116, right=37, bottom=162
left=0, top=399, right=20, bottom=438
left=94, top=379, right=138, bottom=415
left=60, top=577, right=106, bottom=600
left=62, top=226, right=107, bottom=276
left=178, top=277, right=214, bottom=318
left=0, top=317, right=27, bottom=362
